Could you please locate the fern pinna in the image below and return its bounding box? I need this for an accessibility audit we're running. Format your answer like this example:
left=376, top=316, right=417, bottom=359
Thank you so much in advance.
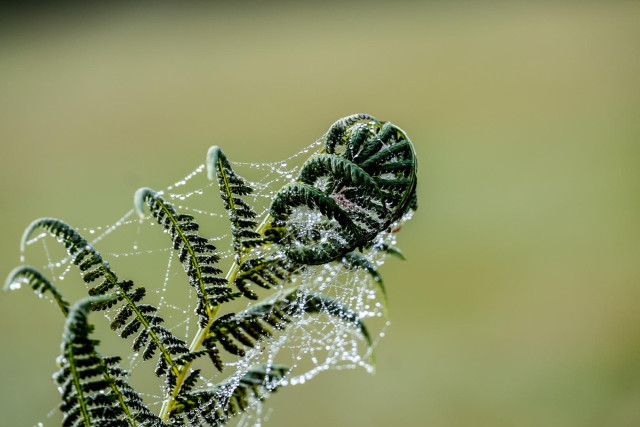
left=5, top=114, right=417, bottom=426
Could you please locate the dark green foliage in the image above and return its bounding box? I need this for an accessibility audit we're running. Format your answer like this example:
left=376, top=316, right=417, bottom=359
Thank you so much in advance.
left=206, top=146, right=262, bottom=256
left=21, top=218, right=109, bottom=286
left=171, top=365, right=289, bottom=425
left=6, top=114, right=416, bottom=426
left=324, top=114, right=380, bottom=154
left=269, top=182, right=362, bottom=264
left=341, top=252, right=388, bottom=313
left=206, top=286, right=372, bottom=360
left=4, top=265, right=70, bottom=315
left=20, top=217, right=194, bottom=389
left=265, top=114, right=417, bottom=266
left=55, top=296, right=161, bottom=427
left=135, top=187, right=230, bottom=327
left=232, top=255, right=299, bottom=300
left=298, top=154, right=383, bottom=202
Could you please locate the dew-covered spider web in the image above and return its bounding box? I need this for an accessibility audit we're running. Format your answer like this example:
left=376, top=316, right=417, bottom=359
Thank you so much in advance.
left=19, top=136, right=412, bottom=426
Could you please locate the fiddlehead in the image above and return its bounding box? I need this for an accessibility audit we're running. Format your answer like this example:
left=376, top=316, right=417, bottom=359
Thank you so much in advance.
left=264, top=114, right=417, bottom=265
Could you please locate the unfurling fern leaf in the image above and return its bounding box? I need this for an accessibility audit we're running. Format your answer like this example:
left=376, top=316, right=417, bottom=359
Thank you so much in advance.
left=206, top=146, right=262, bottom=257
left=264, top=114, right=417, bottom=266
left=269, top=182, right=363, bottom=264
left=324, top=113, right=381, bottom=155
left=55, top=296, right=160, bottom=426
left=8, top=114, right=417, bottom=426
left=171, top=365, right=289, bottom=425
left=135, top=188, right=232, bottom=327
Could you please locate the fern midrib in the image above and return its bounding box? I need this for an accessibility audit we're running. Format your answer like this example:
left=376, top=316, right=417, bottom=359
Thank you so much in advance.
left=44, top=279, right=136, bottom=426
left=66, top=343, right=92, bottom=427
left=218, top=158, right=241, bottom=248
left=104, top=268, right=181, bottom=378
left=155, top=198, right=215, bottom=319
left=158, top=213, right=273, bottom=420
left=101, top=360, right=137, bottom=427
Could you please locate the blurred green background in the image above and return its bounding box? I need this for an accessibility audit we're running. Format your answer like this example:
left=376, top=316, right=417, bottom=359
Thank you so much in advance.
left=1, top=1, right=639, bottom=426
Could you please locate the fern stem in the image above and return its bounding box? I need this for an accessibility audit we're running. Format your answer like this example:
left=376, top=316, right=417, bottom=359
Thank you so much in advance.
left=66, top=341, right=92, bottom=427
left=102, top=362, right=137, bottom=427
left=158, top=213, right=273, bottom=420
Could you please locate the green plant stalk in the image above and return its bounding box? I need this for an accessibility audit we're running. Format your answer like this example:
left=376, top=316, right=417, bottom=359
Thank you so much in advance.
left=67, top=343, right=92, bottom=427
left=158, top=213, right=273, bottom=420
left=102, top=361, right=137, bottom=427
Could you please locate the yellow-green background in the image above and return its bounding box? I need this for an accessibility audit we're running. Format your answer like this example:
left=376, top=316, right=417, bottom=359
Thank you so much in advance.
left=1, top=1, right=639, bottom=425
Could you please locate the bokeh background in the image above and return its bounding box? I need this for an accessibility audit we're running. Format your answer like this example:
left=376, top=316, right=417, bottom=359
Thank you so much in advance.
left=1, top=1, right=639, bottom=426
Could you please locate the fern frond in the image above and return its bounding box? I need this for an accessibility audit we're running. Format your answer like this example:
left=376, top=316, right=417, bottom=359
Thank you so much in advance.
left=205, top=287, right=372, bottom=359
left=22, top=217, right=190, bottom=388
left=232, top=255, right=299, bottom=300
left=206, top=146, right=261, bottom=256
left=341, top=252, right=388, bottom=315
left=170, top=364, right=288, bottom=425
left=55, top=296, right=160, bottom=426
left=4, top=265, right=70, bottom=315
left=21, top=218, right=109, bottom=285
left=135, top=187, right=229, bottom=327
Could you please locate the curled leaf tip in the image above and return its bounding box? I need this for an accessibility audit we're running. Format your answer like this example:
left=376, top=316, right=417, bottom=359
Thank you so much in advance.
left=134, top=187, right=156, bottom=219
left=206, top=145, right=223, bottom=181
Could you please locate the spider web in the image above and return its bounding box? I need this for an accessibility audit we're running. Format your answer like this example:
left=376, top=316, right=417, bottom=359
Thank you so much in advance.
left=19, top=136, right=411, bottom=426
